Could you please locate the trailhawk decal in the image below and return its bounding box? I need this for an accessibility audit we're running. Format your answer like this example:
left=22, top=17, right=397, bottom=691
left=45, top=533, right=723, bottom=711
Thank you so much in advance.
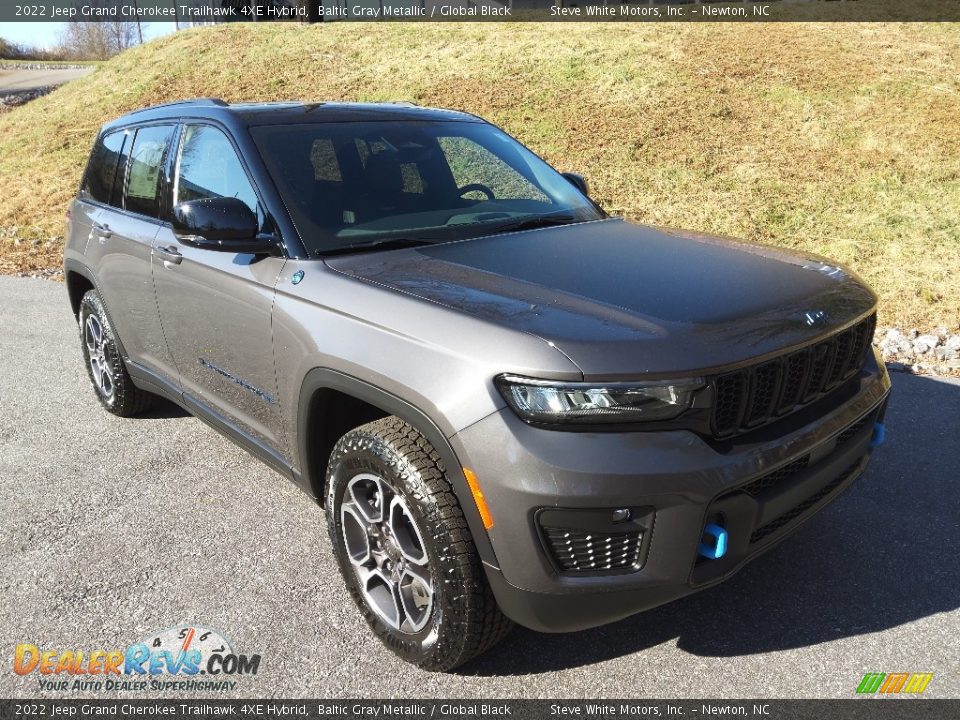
left=199, top=357, right=277, bottom=405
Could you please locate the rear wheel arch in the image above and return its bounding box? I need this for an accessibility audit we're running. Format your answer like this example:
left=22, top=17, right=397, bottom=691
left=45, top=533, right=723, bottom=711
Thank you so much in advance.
left=296, top=368, right=499, bottom=569
left=66, top=267, right=96, bottom=319
left=64, top=261, right=131, bottom=361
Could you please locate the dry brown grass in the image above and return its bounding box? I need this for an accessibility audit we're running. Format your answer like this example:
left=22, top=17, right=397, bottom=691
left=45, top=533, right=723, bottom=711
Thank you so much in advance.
left=0, top=23, right=957, bottom=329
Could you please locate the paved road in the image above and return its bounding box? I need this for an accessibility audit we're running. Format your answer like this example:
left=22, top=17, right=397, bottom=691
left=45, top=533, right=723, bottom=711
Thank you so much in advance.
left=0, top=67, right=91, bottom=96
left=0, top=276, right=957, bottom=699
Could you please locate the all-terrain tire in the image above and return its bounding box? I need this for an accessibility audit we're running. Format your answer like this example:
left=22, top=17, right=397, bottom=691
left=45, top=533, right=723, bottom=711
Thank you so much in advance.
left=78, top=289, right=156, bottom=417
left=326, top=416, right=512, bottom=671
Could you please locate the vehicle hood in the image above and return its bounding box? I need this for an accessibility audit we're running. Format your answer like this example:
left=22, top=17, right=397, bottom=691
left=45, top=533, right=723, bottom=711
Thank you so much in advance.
left=325, top=219, right=876, bottom=378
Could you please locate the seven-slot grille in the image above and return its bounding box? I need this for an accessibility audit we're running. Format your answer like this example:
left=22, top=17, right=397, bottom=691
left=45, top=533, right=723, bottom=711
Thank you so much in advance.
left=711, top=314, right=875, bottom=437
left=542, top=526, right=643, bottom=572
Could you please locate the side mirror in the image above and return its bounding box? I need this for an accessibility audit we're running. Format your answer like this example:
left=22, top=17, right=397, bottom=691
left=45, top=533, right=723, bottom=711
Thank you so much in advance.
left=172, top=197, right=280, bottom=255
left=561, top=172, right=590, bottom=198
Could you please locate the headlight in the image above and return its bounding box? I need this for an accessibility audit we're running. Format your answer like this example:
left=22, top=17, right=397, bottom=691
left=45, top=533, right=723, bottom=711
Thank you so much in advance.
left=495, top=374, right=703, bottom=425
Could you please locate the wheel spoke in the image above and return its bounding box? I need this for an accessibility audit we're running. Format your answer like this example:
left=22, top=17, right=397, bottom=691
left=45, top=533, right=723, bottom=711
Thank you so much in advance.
left=402, top=560, right=431, bottom=588
left=84, top=323, right=98, bottom=353
left=90, top=316, right=103, bottom=346
left=398, top=566, right=433, bottom=633
left=340, top=503, right=373, bottom=568
left=100, top=363, right=113, bottom=397
left=360, top=565, right=401, bottom=630
left=90, top=356, right=102, bottom=389
left=347, top=474, right=388, bottom=523
left=388, top=496, right=428, bottom=566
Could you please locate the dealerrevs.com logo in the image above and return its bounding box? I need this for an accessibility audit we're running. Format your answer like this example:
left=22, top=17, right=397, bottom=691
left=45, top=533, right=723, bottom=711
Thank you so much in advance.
left=13, top=626, right=260, bottom=692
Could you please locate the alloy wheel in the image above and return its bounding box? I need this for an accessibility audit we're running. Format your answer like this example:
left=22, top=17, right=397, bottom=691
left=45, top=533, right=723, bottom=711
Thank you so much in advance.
left=84, top=314, right=114, bottom=399
left=340, top=473, right=434, bottom=634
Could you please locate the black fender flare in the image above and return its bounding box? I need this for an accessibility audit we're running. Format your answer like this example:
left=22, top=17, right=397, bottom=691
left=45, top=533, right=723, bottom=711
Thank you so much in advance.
left=296, top=367, right=500, bottom=570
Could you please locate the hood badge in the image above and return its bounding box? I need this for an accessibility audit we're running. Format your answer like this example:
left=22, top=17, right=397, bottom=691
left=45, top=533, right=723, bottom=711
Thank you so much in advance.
left=804, top=310, right=829, bottom=327
left=291, top=270, right=305, bottom=285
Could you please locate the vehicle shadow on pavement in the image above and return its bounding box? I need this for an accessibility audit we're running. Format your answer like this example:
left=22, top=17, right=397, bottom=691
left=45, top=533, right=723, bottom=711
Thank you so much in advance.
left=460, top=373, right=960, bottom=676
left=139, top=397, right=191, bottom=420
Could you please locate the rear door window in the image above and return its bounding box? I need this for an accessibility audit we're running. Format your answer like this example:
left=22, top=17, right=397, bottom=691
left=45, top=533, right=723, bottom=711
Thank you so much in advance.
left=109, top=133, right=131, bottom=208
left=80, top=130, right=127, bottom=205
left=125, top=125, right=175, bottom=218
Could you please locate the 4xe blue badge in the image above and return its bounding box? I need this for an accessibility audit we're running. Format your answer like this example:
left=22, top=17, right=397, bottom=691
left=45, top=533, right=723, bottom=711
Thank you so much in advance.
left=291, top=270, right=305, bottom=285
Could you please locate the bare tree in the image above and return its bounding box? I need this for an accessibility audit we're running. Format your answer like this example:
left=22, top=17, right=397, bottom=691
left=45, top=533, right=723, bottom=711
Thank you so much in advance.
left=59, top=21, right=140, bottom=60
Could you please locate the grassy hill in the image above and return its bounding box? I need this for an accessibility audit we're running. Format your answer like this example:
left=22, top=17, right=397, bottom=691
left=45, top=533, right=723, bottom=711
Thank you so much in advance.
left=1, top=22, right=957, bottom=330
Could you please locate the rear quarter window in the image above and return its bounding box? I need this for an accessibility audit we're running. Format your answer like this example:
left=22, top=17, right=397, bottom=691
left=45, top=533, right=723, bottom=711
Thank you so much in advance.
left=80, top=130, right=127, bottom=205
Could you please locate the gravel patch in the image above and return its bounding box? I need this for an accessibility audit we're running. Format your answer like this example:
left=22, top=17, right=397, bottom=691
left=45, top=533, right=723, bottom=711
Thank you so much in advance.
left=0, top=85, right=56, bottom=107
left=875, top=326, right=960, bottom=377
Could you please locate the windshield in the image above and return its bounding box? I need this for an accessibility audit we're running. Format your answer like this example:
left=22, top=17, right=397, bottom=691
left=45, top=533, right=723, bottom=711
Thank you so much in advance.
left=250, top=120, right=604, bottom=255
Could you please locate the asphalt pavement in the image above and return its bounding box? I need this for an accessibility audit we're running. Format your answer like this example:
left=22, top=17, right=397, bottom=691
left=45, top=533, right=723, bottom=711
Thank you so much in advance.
left=1, top=275, right=957, bottom=698
left=0, top=67, right=92, bottom=96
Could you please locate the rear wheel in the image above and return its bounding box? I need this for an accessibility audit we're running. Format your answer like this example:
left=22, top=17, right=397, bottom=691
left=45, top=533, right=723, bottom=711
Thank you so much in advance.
left=326, top=416, right=511, bottom=671
left=78, top=289, right=155, bottom=417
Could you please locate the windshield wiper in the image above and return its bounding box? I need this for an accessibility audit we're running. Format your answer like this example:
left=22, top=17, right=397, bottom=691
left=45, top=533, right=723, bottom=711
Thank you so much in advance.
left=487, top=213, right=581, bottom=235
left=320, top=237, right=434, bottom=256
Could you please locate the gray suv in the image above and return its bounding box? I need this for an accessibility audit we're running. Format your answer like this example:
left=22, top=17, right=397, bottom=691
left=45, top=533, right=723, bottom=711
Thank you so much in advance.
left=65, top=99, right=891, bottom=671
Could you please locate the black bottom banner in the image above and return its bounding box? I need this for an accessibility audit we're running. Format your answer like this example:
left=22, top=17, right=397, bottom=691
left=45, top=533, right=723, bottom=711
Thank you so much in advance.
left=1, top=700, right=959, bottom=720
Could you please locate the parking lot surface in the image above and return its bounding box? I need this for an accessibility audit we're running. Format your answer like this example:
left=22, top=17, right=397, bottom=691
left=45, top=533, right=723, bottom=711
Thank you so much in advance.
left=1, top=276, right=957, bottom=698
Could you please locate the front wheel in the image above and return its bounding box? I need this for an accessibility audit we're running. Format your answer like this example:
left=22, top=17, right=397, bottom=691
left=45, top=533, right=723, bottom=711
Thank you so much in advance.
left=326, top=417, right=511, bottom=671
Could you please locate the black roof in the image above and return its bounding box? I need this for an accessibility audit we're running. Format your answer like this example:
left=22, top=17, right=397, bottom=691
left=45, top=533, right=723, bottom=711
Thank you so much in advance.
left=101, top=99, right=481, bottom=134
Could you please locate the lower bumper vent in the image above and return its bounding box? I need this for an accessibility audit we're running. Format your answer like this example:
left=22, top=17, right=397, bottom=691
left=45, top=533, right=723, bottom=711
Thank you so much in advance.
left=749, top=460, right=862, bottom=544
left=542, top=527, right=643, bottom=572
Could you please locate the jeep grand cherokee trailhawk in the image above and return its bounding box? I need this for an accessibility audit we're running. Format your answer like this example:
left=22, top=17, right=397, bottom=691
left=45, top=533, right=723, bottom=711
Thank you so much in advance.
left=65, top=99, right=891, bottom=671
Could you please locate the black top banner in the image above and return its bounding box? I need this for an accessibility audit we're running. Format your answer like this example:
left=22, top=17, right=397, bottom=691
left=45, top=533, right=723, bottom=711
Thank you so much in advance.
left=1, top=700, right=960, bottom=720
left=3, top=0, right=960, bottom=23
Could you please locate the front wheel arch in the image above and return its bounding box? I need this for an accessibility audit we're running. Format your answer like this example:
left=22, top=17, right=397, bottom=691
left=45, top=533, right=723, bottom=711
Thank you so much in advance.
left=296, top=368, right=499, bottom=570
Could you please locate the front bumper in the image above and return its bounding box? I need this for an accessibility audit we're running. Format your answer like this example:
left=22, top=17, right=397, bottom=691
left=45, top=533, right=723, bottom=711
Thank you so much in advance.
left=451, top=351, right=891, bottom=632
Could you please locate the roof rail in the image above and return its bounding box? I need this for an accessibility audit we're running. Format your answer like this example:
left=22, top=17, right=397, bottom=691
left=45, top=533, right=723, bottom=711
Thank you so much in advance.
left=127, top=97, right=229, bottom=114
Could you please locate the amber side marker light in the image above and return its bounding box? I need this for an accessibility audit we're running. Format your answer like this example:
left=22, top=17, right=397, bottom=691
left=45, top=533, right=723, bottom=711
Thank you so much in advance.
left=463, top=467, right=494, bottom=530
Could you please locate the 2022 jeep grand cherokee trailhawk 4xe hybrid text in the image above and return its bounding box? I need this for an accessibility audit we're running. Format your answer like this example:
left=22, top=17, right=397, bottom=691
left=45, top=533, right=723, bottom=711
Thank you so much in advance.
left=65, top=99, right=891, bottom=671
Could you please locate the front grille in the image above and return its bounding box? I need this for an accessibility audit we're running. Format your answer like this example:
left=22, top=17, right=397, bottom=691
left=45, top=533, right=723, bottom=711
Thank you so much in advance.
left=778, top=351, right=809, bottom=412
left=744, top=360, right=781, bottom=426
left=710, top=314, right=876, bottom=437
left=542, top=526, right=643, bottom=572
left=749, top=460, right=862, bottom=544
left=714, top=371, right=747, bottom=436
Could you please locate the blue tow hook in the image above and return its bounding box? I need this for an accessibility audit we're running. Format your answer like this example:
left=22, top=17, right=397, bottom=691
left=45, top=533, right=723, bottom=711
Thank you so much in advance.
left=870, top=422, right=886, bottom=449
left=698, top=523, right=728, bottom=560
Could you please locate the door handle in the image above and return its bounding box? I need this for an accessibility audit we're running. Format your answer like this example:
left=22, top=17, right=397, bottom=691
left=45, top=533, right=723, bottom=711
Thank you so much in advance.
left=155, top=245, right=183, bottom=265
left=93, top=222, right=112, bottom=242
